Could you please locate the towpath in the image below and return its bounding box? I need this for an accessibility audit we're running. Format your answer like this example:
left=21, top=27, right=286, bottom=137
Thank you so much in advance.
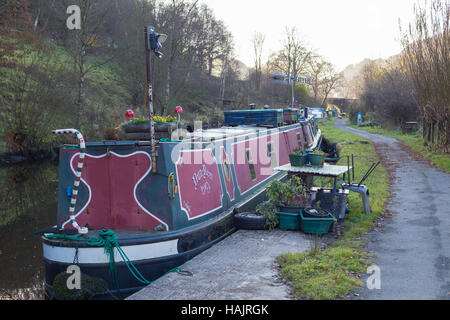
left=335, top=119, right=450, bottom=300
left=127, top=229, right=311, bottom=300
left=128, top=119, right=449, bottom=300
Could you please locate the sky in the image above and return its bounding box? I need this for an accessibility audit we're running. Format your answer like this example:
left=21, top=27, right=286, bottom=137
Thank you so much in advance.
left=200, top=0, right=418, bottom=72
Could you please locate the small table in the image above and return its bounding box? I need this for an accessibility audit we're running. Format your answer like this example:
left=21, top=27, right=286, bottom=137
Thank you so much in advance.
left=274, top=163, right=352, bottom=218
left=275, top=163, right=351, bottom=191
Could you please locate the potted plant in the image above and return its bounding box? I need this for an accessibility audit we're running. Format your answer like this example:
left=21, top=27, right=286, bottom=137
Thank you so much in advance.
left=256, top=201, right=279, bottom=230
left=266, top=176, right=312, bottom=230
left=122, top=115, right=178, bottom=133
left=266, top=176, right=311, bottom=213
left=289, top=150, right=307, bottom=166
left=308, top=150, right=326, bottom=166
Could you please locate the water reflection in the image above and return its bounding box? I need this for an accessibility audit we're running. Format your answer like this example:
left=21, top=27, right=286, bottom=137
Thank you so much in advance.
left=0, top=161, right=58, bottom=300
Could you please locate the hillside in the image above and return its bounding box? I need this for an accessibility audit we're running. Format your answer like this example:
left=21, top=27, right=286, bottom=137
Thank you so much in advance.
left=0, top=39, right=132, bottom=153
left=335, top=54, right=401, bottom=99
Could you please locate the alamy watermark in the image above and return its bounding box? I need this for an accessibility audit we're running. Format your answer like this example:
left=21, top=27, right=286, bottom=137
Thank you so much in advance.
left=66, top=5, right=81, bottom=30
left=366, top=264, right=381, bottom=290
left=66, top=264, right=81, bottom=290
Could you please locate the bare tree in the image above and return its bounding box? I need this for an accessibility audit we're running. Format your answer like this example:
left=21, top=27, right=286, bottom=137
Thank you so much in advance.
left=360, top=59, right=418, bottom=126
left=318, top=62, right=341, bottom=108
left=0, top=49, right=73, bottom=152
left=400, top=0, right=449, bottom=149
left=308, top=57, right=327, bottom=102
left=159, top=0, right=199, bottom=116
left=266, top=27, right=314, bottom=103
left=252, top=32, right=265, bottom=91
left=63, top=0, right=116, bottom=128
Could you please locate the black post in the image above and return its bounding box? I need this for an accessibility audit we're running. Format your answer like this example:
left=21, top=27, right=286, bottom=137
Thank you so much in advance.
left=347, top=156, right=350, bottom=185
left=145, top=26, right=157, bottom=174
left=351, top=154, right=355, bottom=183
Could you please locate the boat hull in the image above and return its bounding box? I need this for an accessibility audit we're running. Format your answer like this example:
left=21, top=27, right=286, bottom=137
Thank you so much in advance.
left=43, top=208, right=236, bottom=299
left=42, top=117, right=322, bottom=299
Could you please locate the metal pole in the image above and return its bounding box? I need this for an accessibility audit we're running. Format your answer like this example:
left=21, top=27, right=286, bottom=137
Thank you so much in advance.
left=145, top=26, right=157, bottom=174
left=347, top=156, right=350, bottom=185
left=351, top=154, right=355, bottom=183
left=359, top=161, right=380, bottom=187
left=291, top=77, right=295, bottom=108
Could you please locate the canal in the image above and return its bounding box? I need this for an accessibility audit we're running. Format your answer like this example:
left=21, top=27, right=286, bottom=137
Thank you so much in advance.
left=0, top=161, right=58, bottom=300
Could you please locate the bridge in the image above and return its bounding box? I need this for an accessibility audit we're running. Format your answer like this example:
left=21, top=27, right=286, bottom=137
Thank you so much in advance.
left=325, top=98, right=358, bottom=113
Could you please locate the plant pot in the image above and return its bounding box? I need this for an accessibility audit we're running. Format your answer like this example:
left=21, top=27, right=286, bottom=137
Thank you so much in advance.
left=278, top=211, right=301, bottom=230
left=277, top=206, right=304, bottom=214
left=302, top=207, right=330, bottom=218
left=122, top=122, right=178, bottom=133
left=308, top=153, right=326, bottom=166
left=325, top=156, right=340, bottom=164
left=299, top=210, right=335, bottom=235
left=289, top=154, right=306, bottom=166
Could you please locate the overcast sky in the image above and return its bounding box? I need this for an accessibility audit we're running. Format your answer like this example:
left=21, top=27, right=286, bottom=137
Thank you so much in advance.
left=200, top=0, right=418, bottom=72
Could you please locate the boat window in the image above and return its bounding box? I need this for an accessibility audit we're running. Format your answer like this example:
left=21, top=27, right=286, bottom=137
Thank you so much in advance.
left=245, top=148, right=257, bottom=181
left=267, top=142, right=278, bottom=168
left=301, top=124, right=307, bottom=139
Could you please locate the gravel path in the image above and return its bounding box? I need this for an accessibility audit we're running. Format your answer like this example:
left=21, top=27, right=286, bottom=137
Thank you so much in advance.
left=335, top=119, right=450, bottom=300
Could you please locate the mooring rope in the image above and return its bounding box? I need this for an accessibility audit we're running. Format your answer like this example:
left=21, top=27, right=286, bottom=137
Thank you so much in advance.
left=45, top=229, right=191, bottom=298
left=52, top=128, right=87, bottom=234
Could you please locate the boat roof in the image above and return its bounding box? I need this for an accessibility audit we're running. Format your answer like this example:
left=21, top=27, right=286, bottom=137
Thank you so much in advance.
left=187, top=126, right=257, bottom=141
left=185, top=118, right=313, bottom=142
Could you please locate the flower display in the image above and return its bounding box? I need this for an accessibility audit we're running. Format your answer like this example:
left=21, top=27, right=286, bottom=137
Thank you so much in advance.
left=130, top=115, right=177, bottom=124
left=174, top=106, right=183, bottom=114
left=125, top=109, right=135, bottom=119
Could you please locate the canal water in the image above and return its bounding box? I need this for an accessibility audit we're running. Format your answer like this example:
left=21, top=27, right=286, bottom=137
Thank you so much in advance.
left=0, top=161, right=58, bottom=300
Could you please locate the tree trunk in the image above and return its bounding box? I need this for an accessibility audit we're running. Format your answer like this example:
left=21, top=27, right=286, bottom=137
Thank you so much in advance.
left=431, top=122, right=435, bottom=144
left=208, top=57, right=213, bottom=76
left=33, top=9, right=40, bottom=32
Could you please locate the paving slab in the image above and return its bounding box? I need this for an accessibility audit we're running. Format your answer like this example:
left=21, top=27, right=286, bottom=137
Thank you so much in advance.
left=127, top=229, right=311, bottom=300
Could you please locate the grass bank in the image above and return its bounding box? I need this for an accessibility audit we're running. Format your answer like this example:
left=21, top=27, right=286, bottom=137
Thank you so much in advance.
left=0, top=38, right=131, bottom=154
left=276, top=118, right=390, bottom=299
left=348, top=122, right=450, bottom=173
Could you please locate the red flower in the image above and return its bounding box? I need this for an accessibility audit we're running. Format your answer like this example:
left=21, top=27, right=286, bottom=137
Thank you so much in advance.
left=174, top=106, right=183, bottom=114
left=125, top=109, right=135, bottom=118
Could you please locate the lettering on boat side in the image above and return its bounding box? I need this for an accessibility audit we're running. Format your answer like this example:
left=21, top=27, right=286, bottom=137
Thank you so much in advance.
left=176, top=149, right=223, bottom=220
left=191, top=164, right=213, bottom=196
left=180, top=304, right=269, bottom=317
left=192, top=165, right=214, bottom=193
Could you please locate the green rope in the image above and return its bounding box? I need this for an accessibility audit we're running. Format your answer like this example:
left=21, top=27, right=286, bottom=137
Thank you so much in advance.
left=160, top=138, right=182, bottom=142
left=45, top=229, right=186, bottom=297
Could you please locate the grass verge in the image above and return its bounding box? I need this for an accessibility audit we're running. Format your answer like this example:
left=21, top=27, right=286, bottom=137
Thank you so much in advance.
left=276, top=118, right=390, bottom=300
left=348, top=121, right=450, bottom=173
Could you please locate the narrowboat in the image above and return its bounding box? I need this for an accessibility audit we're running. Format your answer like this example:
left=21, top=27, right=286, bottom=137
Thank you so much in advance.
left=40, top=109, right=321, bottom=299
